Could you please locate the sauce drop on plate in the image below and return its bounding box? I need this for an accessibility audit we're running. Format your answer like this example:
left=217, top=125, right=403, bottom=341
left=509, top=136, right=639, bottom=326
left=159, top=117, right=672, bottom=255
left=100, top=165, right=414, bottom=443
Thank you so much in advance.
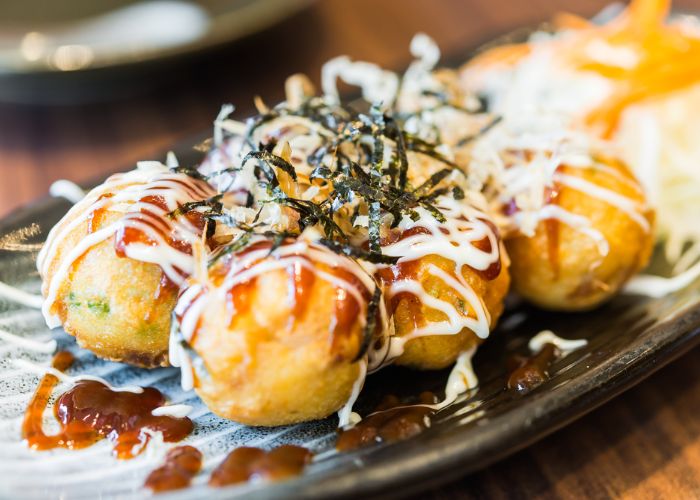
left=22, top=351, right=193, bottom=458
left=336, top=392, right=437, bottom=451
left=507, top=343, right=558, bottom=394
left=209, top=445, right=313, bottom=487
left=145, top=445, right=202, bottom=493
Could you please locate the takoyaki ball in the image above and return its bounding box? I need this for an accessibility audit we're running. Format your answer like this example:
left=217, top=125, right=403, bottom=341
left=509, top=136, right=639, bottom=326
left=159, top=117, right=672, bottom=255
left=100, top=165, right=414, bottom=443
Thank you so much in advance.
left=181, top=239, right=373, bottom=426
left=386, top=252, right=510, bottom=370
left=46, top=211, right=177, bottom=367
left=39, top=166, right=216, bottom=367
left=376, top=202, right=511, bottom=371
left=506, top=158, right=654, bottom=311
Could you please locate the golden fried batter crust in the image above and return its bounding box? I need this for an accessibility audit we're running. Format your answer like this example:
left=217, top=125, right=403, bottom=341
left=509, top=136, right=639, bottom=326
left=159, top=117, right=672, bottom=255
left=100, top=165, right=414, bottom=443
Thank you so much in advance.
left=42, top=210, right=174, bottom=368
left=506, top=159, right=654, bottom=311
left=191, top=259, right=367, bottom=426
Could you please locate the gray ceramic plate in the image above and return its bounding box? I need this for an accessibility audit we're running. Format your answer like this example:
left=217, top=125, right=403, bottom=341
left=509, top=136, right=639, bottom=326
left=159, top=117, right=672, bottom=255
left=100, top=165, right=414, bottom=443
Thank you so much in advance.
left=0, top=136, right=699, bottom=500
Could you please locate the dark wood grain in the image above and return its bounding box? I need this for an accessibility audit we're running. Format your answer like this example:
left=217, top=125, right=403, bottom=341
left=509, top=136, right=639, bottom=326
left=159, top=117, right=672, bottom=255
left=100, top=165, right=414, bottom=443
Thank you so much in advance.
left=2, top=1, right=700, bottom=498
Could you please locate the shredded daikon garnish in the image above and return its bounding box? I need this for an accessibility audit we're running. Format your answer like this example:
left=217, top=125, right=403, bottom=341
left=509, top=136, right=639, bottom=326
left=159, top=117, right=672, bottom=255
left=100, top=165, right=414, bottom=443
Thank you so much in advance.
left=463, top=0, right=700, bottom=287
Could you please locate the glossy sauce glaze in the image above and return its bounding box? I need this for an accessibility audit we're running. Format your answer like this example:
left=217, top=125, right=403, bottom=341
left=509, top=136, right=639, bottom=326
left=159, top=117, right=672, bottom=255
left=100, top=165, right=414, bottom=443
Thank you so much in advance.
left=376, top=199, right=501, bottom=350
left=172, top=236, right=379, bottom=386
left=209, top=445, right=313, bottom=487
left=145, top=445, right=203, bottom=493
left=507, top=343, right=558, bottom=394
left=144, top=274, right=179, bottom=323
left=37, top=163, right=217, bottom=328
left=170, top=89, right=510, bottom=419
left=22, top=351, right=193, bottom=459
left=219, top=240, right=371, bottom=350
left=336, top=392, right=437, bottom=451
left=22, top=352, right=75, bottom=449
left=113, top=191, right=209, bottom=266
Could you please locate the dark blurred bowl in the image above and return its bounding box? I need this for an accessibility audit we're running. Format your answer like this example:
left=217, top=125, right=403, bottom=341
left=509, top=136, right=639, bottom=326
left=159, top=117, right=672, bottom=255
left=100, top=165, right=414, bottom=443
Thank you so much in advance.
left=0, top=0, right=313, bottom=104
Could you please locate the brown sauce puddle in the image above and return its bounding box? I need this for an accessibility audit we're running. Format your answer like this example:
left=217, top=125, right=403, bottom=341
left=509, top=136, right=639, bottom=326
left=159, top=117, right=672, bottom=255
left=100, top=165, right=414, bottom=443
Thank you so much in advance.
left=209, top=445, right=313, bottom=487
left=145, top=445, right=203, bottom=493
left=506, top=343, right=559, bottom=394
left=336, top=392, right=437, bottom=451
left=22, top=351, right=193, bottom=459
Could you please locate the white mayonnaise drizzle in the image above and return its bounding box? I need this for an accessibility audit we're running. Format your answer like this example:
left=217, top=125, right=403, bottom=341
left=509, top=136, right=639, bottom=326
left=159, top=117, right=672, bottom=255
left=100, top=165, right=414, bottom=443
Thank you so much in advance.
left=624, top=260, right=700, bottom=298
left=177, top=239, right=376, bottom=344
left=151, top=404, right=193, bottom=418
left=49, top=180, right=85, bottom=204
left=464, top=115, right=650, bottom=246
left=553, top=172, right=650, bottom=231
left=13, top=358, right=144, bottom=393
left=33, top=32, right=665, bottom=434
left=330, top=197, right=500, bottom=422
left=37, top=162, right=216, bottom=328
left=322, top=56, right=399, bottom=106
left=369, top=196, right=500, bottom=369
left=515, top=204, right=609, bottom=257
left=456, top=31, right=651, bottom=253
left=177, top=63, right=507, bottom=418
left=346, top=346, right=478, bottom=424
left=462, top=20, right=700, bottom=278
left=383, top=199, right=499, bottom=276
left=0, top=280, right=43, bottom=309
left=173, top=238, right=384, bottom=392
left=528, top=330, right=588, bottom=355
left=0, top=328, right=56, bottom=353
left=436, top=346, right=478, bottom=409
left=337, top=358, right=367, bottom=427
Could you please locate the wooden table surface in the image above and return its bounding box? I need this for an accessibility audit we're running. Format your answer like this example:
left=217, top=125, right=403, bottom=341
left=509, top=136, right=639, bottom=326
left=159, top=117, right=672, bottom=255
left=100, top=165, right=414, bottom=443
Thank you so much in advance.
left=2, top=0, right=700, bottom=498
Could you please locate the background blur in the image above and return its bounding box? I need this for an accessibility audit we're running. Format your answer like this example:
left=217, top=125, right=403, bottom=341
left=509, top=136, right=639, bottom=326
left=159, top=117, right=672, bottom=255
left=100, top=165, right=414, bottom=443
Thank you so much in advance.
left=0, top=0, right=644, bottom=218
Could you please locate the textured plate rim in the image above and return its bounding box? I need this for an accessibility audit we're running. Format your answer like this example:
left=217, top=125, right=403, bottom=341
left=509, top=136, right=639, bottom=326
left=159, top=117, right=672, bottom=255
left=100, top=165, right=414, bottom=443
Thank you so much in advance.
left=3, top=181, right=700, bottom=500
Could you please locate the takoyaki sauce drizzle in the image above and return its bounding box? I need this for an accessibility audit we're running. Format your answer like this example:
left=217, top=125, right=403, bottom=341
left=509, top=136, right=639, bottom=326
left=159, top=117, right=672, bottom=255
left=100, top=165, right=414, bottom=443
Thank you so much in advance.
left=216, top=240, right=370, bottom=353
left=22, top=352, right=193, bottom=459
left=209, top=445, right=313, bottom=487
left=114, top=193, right=208, bottom=258
left=336, top=392, right=437, bottom=451
left=145, top=445, right=202, bottom=493
left=377, top=223, right=499, bottom=336
left=506, top=343, right=558, bottom=394
left=86, top=194, right=113, bottom=233
left=473, top=218, right=502, bottom=281
left=144, top=274, right=178, bottom=323
left=23, top=351, right=76, bottom=449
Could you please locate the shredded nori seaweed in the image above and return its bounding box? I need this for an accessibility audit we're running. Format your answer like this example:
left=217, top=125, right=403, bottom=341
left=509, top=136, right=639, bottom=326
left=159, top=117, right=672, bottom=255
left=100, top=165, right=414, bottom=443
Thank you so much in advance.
left=168, top=69, right=499, bottom=368
left=207, top=94, right=467, bottom=265
left=169, top=164, right=209, bottom=181
left=318, top=238, right=398, bottom=265
left=455, top=115, right=502, bottom=147
left=353, top=285, right=382, bottom=362
left=168, top=194, right=224, bottom=219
